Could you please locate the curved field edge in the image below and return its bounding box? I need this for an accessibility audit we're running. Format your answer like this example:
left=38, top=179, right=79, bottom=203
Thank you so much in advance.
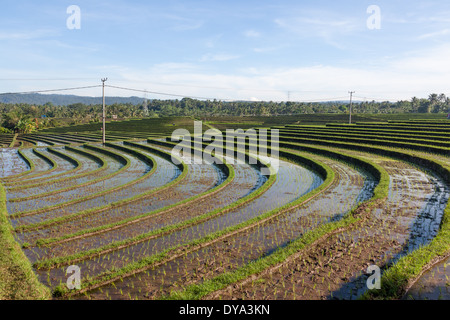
left=54, top=148, right=326, bottom=297
left=8, top=134, right=17, bottom=148
left=0, top=148, right=36, bottom=182
left=29, top=142, right=230, bottom=244
left=9, top=144, right=131, bottom=203
left=10, top=143, right=132, bottom=217
left=361, top=158, right=450, bottom=300
left=33, top=142, right=273, bottom=270
left=9, top=148, right=58, bottom=183
left=7, top=147, right=82, bottom=190
left=7, top=146, right=106, bottom=191
left=160, top=146, right=389, bottom=300
left=278, top=136, right=450, bottom=300
left=14, top=143, right=159, bottom=233
left=0, top=183, right=51, bottom=300
left=203, top=130, right=450, bottom=300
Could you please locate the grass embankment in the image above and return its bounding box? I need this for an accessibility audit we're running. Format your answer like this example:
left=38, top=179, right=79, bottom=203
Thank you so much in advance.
left=33, top=140, right=265, bottom=270
left=7, top=146, right=103, bottom=191
left=8, top=134, right=18, bottom=148
left=48, top=141, right=276, bottom=296
left=162, top=144, right=389, bottom=300
left=13, top=143, right=154, bottom=227
left=0, top=183, right=51, bottom=300
left=246, top=128, right=450, bottom=300
left=10, top=144, right=132, bottom=218
left=361, top=158, right=450, bottom=300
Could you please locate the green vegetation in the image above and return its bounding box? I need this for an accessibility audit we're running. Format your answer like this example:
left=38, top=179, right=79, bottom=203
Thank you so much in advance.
left=0, top=183, right=51, bottom=299
left=0, top=113, right=449, bottom=301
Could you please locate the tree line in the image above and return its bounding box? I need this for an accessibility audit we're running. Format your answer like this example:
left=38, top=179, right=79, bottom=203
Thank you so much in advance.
left=1, top=93, right=449, bottom=133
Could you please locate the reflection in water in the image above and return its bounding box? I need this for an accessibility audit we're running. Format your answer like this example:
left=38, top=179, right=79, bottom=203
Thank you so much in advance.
left=0, top=148, right=29, bottom=178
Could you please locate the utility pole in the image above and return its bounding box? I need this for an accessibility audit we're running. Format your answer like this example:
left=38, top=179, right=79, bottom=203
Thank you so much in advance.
left=101, top=78, right=108, bottom=144
left=348, top=91, right=355, bottom=124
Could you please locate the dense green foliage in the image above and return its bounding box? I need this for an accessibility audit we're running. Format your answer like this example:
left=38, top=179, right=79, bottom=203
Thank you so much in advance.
left=1, top=93, right=449, bottom=132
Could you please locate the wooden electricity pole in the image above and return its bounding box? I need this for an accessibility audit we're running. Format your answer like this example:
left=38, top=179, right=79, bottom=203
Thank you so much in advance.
left=101, top=78, right=108, bottom=144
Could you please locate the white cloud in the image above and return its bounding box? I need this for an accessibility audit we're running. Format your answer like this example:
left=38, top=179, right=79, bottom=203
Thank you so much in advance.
left=244, top=30, right=261, bottom=38
left=200, top=53, right=240, bottom=62
left=417, top=28, right=450, bottom=40
left=0, top=29, right=59, bottom=41
left=109, top=43, right=450, bottom=102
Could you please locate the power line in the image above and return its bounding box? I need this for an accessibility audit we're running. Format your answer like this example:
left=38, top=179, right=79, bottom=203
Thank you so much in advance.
left=111, top=79, right=333, bottom=94
left=0, top=78, right=99, bottom=81
left=105, top=84, right=235, bottom=101
left=0, top=85, right=102, bottom=96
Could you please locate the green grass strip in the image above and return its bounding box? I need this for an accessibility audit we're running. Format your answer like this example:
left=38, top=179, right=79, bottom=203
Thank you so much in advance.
left=13, top=143, right=155, bottom=224
left=277, top=127, right=450, bottom=148
left=275, top=139, right=450, bottom=300
left=8, top=134, right=17, bottom=148
left=16, top=144, right=167, bottom=233
left=160, top=146, right=389, bottom=300
left=0, top=148, right=35, bottom=182
left=285, top=123, right=450, bottom=139
left=32, top=143, right=232, bottom=246
left=32, top=142, right=268, bottom=268
left=50, top=156, right=279, bottom=296
left=6, top=147, right=84, bottom=190
left=51, top=149, right=330, bottom=296
left=6, top=148, right=59, bottom=185
left=253, top=130, right=450, bottom=157
left=25, top=134, right=73, bottom=146
left=9, top=144, right=129, bottom=203
left=9, top=144, right=130, bottom=218
left=17, top=141, right=188, bottom=232
left=361, top=159, right=450, bottom=300
left=0, top=182, right=51, bottom=300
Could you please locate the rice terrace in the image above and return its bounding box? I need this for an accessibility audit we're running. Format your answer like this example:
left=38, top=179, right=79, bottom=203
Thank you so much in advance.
left=1, top=113, right=449, bottom=301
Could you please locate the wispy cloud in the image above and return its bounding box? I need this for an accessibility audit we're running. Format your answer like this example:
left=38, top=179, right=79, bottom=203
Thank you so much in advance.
left=0, top=28, right=59, bottom=41
left=244, top=30, right=261, bottom=38
left=200, top=53, right=240, bottom=62
left=163, top=14, right=205, bottom=31
left=417, top=28, right=450, bottom=40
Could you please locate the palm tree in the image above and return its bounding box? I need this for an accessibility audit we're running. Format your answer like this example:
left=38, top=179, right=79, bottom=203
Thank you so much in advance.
left=15, top=116, right=36, bottom=134
left=428, top=93, right=439, bottom=106
left=411, top=97, right=419, bottom=112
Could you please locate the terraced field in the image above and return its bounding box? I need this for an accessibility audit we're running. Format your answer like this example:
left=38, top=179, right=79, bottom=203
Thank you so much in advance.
left=1, top=117, right=449, bottom=300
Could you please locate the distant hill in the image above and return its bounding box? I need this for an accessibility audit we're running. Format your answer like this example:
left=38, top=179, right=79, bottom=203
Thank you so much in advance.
left=0, top=93, right=146, bottom=106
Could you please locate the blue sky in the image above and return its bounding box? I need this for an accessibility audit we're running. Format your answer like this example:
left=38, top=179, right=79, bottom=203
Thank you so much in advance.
left=1, top=0, right=450, bottom=102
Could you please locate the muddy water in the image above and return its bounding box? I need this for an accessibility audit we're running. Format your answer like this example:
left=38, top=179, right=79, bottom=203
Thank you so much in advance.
left=41, top=157, right=320, bottom=294
left=12, top=149, right=174, bottom=231
left=21, top=151, right=222, bottom=254
left=80, top=153, right=372, bottom=300
left=27, top=152, right=257, bottom=263
left=36, top=141, right=52, bottom=147
left=7, top=145, right=147, bottom=215
left=186, top=150, right=448, bottom=301
left=11, top=148, right=52, bottom=179
left=404, top=256, right=450, bottom=300
left=326, top=158, right=448, bottom=300
left=0, top=148, right=29, bottom=178
left=5, top=148, right=77, bottom=199
left=6, top=148, right=103, bottom=198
